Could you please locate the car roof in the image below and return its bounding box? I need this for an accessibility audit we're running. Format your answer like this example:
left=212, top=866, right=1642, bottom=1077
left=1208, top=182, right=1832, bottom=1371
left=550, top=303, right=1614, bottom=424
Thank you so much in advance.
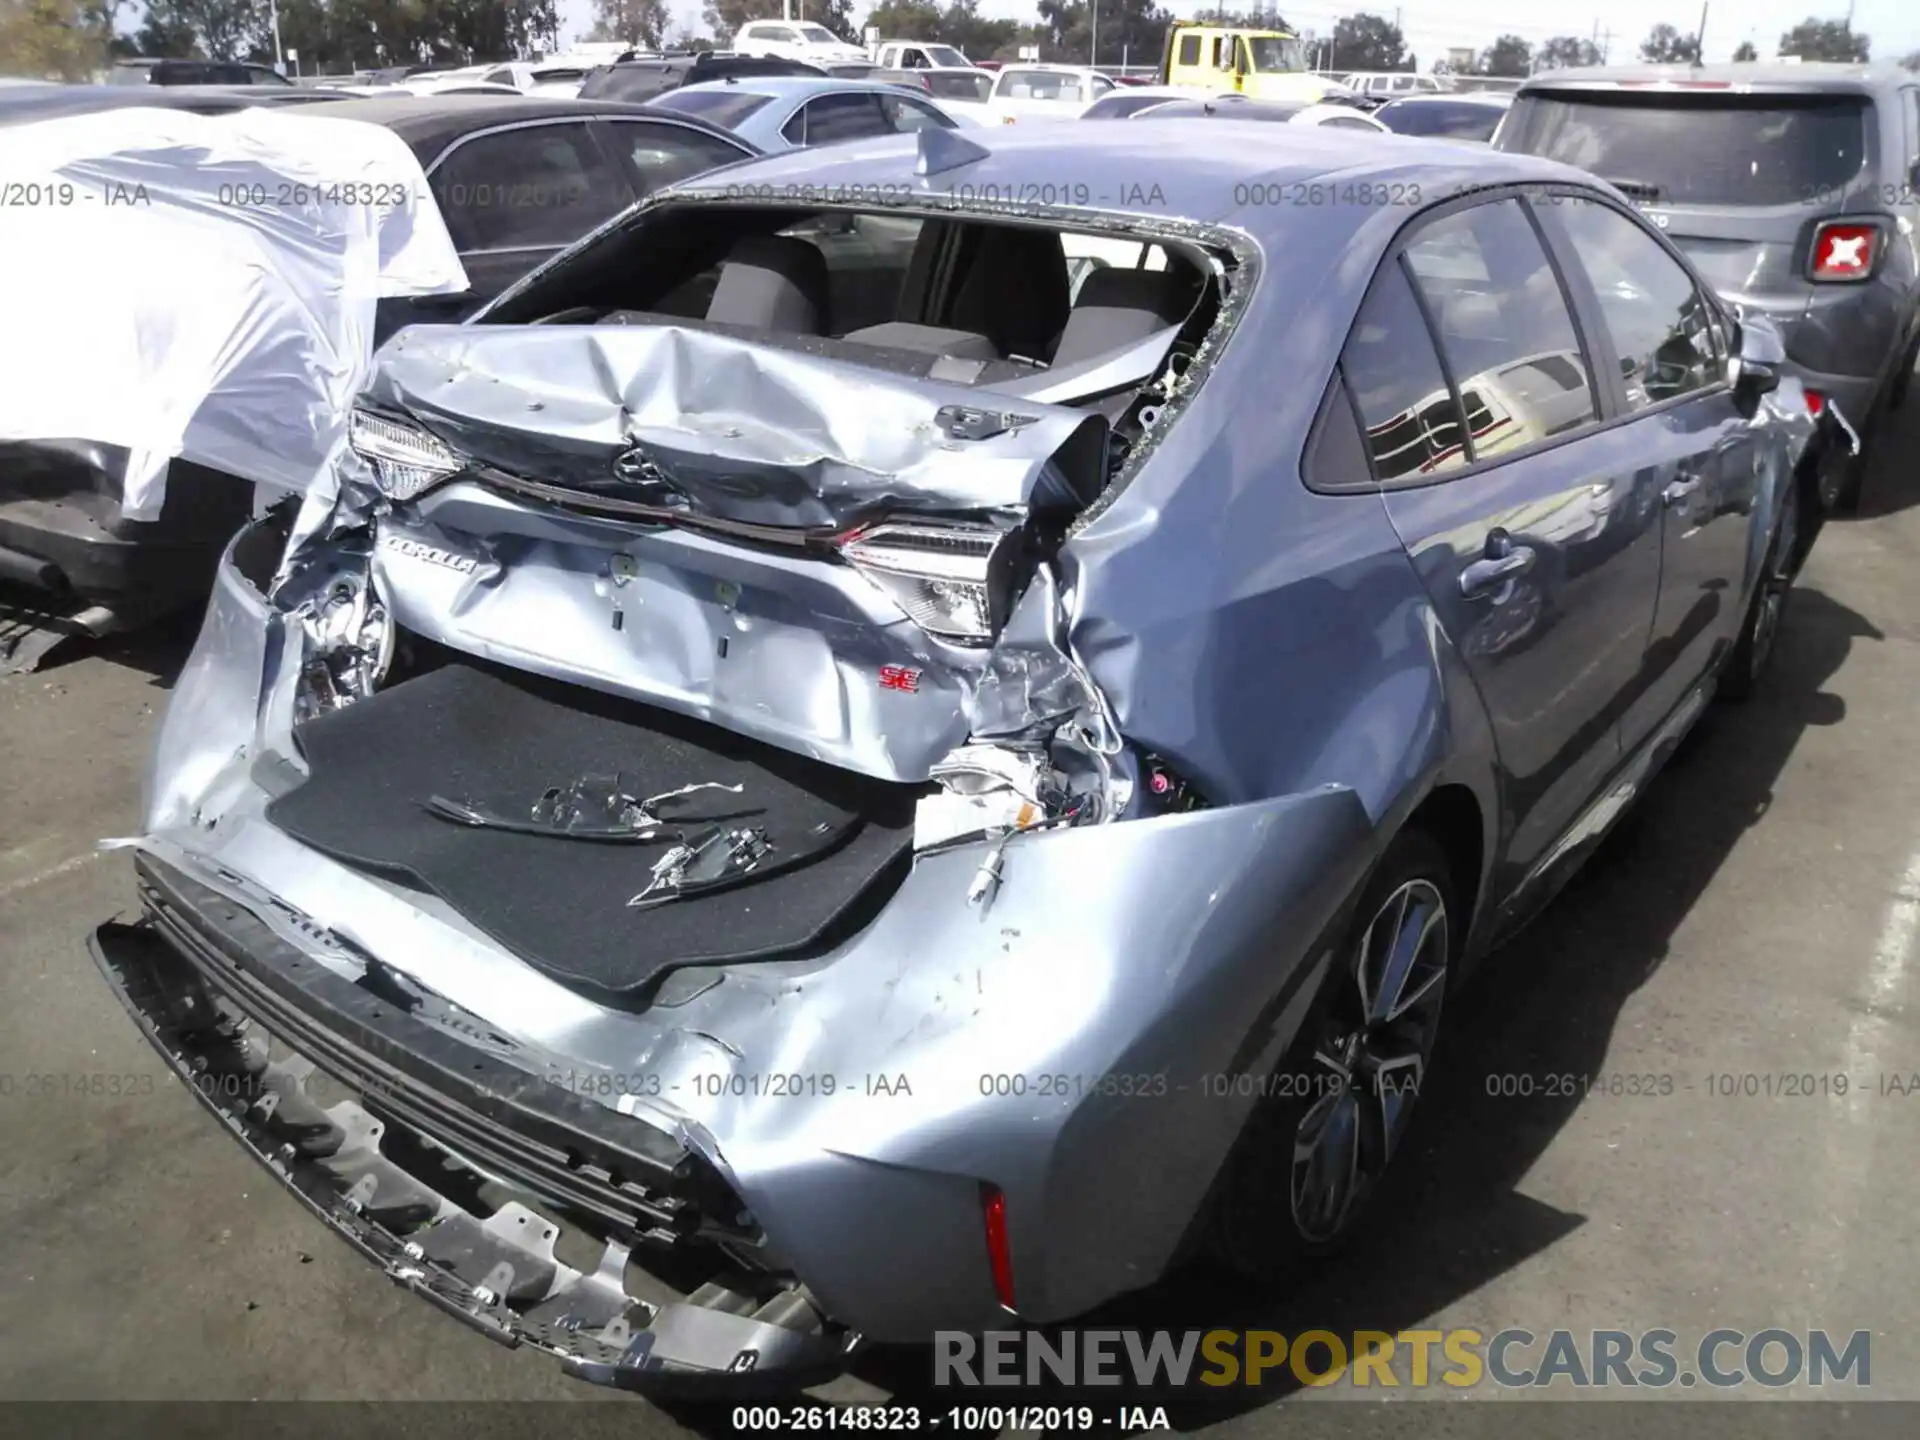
left=673, top=76, right=916, bottom=99
left=0, top=83, right=343, bottom=122
left=1519, top=62, right=1909, bottom=96
left=308, top=94, right=729, bottom=151
left=672, top=118, right=1599, bottom=229
left=1384, top=91, right=1511, bottom=106
left=1140, top=98, right=1305, bottom=118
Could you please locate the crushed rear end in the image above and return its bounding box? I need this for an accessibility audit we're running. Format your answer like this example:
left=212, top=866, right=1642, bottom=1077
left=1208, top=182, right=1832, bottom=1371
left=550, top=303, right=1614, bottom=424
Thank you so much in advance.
left=95, top=148, right=1380, bottom=1391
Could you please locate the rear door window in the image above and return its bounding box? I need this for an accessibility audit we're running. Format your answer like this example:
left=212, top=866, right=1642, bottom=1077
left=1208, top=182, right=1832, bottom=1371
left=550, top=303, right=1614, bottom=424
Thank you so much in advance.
left=784, top=92, right=893, bottom=145
left=1549, top=197, right=1722, bottom=409
left=1385, top=100, right=1504, bottom=139
left=599, top=120, right=749, bottom=192
left=431, top=122, right=628, bottom=252
left=1500, top=93, right=1870, bottom=206
left=1340, top=261, right=1470, bottom=482
left=1401, top=199, right=1599, bottom=458
left=879, top=93, right=955, bottom=132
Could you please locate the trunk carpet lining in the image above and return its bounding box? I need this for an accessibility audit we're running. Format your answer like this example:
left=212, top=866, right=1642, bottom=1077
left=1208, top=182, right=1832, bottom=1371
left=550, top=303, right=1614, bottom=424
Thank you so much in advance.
left=266, top=663, right=917, bottom=1002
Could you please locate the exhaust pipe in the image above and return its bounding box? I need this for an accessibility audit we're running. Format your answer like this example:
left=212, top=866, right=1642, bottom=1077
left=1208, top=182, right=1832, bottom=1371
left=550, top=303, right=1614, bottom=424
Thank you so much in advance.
left=0, top=544, right=63, bottom=591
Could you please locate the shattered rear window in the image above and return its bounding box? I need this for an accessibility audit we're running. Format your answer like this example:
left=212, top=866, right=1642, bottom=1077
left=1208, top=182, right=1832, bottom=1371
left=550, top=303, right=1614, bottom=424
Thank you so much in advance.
left=485, top=200, right=1226, bottom=404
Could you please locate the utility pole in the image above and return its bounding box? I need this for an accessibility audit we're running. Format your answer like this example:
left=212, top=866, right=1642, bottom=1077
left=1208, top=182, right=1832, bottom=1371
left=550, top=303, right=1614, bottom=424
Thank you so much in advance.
left=1090, top=0, right=1098, bottom=68
left=1694, top=1, right=1708, bottom=63
left=269, top=0, right=285, bottom=74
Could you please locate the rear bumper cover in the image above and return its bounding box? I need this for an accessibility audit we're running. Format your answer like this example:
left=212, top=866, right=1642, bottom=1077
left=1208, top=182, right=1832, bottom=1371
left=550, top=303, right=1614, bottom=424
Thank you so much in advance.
left=91, top=853, right=854, bottom=1395
left=1730, top=292, right=1912, bottom=417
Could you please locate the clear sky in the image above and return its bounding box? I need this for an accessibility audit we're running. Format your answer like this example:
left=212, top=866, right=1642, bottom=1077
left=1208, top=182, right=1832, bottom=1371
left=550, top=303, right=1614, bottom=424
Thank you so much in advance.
left=555, top=0, right=1920, bottom=66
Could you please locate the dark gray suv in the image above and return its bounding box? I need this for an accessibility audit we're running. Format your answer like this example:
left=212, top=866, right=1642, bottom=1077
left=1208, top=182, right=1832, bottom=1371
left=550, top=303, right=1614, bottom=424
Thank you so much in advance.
left=1497, top=63, right=1920, bottom=508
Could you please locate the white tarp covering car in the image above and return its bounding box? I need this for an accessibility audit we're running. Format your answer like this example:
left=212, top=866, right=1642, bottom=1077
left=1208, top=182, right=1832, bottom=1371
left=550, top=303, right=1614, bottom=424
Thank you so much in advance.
left=0, top=106, right=466, bottom=518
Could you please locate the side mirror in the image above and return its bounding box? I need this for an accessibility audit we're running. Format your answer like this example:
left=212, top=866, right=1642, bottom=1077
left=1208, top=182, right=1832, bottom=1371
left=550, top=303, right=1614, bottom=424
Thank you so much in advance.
left=1734, top=358, right=1781, bottom=405
left=1729, top=309, right=1785, bottom=409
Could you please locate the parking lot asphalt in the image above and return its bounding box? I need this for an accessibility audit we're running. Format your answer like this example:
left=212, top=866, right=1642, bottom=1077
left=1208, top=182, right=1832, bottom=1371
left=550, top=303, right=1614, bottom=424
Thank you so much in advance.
left=3, top=395, right=1919, bottom=1432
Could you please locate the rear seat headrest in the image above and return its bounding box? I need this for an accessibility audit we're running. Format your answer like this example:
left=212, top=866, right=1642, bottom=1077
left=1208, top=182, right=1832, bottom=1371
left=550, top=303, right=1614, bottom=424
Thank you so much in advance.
left=1050, top=265, right=1198, bottom=368
left=706, top=235, right=832, bottom=334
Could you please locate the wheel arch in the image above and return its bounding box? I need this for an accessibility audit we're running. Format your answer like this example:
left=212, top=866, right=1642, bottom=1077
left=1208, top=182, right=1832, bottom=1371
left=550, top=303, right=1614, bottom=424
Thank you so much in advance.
left=1400, top=781, right=1487, bottom=962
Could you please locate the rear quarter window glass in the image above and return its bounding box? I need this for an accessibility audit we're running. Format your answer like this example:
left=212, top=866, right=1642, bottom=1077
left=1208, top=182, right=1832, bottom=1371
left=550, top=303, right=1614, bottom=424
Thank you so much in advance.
left=1501, top=93, right=1870, bottom=206
left=1341, top=261, right=1470, bottom=482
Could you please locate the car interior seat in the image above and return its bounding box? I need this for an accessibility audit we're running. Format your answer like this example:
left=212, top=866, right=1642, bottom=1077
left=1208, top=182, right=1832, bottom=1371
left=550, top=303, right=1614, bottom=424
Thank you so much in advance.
left=704, top=234, right=832, bottom=333
left=1049, top=265, right=1200, bottom=368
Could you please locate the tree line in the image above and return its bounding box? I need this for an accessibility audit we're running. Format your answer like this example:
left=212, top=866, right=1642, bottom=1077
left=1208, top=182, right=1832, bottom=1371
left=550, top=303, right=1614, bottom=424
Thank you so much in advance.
left=5, top=0, right=1918, bottom=82
left=1316, top=14, right=1905, bottom=76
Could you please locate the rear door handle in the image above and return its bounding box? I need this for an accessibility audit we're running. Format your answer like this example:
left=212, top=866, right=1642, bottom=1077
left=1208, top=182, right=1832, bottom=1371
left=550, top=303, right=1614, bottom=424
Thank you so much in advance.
left=1459, top=545, right=1536, bottom=598
left=1663, top=473, right=1703, bottom=507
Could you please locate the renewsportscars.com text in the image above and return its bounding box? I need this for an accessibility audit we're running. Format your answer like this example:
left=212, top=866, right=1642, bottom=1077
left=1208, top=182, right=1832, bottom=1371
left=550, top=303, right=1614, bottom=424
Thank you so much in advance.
left=934, top=1327, right=1872, bottom=1390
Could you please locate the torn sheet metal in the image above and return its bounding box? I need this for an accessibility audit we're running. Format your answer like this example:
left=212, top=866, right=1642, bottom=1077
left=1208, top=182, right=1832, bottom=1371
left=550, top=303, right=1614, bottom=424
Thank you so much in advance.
left=0, top=107, right=466, bottom=518
left=365, top=324, right=1109, bottom=528
left=423, top=777, right=742, bottom=842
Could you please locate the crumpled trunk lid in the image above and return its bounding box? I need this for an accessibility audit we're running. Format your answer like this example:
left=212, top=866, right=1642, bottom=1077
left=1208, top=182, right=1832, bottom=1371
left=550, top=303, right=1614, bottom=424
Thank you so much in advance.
left=369, top=323, right=1110, bottom=530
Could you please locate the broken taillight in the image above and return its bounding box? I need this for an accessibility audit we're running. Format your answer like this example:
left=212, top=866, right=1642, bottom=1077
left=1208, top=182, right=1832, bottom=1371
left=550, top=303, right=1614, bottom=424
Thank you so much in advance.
left=981, top=1183, right=1016, bottom=1311
left=839, top=520, right=1014, bottom=645
left=1809, top=221, right=1878, bottom=282
left=1804, top=388, right=1825, bottom=416
left=348, top=407, right=464, bottom=502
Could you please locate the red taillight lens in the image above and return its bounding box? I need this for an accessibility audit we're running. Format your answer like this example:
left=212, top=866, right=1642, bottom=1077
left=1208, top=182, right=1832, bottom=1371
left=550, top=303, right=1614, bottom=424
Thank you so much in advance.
left=1810, top=222, right=1877, bottom=282
left=1805, top=388, right=1825, bottom=415
left=981, top=1183, right=1015, bottom=1310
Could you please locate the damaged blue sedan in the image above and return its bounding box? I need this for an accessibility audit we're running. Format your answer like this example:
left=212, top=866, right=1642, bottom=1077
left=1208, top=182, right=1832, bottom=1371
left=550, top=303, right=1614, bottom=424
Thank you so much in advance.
left=93, top=121, right=1841, bottom=1391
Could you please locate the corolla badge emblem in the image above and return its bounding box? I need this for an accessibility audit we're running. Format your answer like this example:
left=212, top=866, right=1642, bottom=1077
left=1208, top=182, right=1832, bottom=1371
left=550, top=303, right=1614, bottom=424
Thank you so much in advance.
left=381, top=535, right=478, bottom=573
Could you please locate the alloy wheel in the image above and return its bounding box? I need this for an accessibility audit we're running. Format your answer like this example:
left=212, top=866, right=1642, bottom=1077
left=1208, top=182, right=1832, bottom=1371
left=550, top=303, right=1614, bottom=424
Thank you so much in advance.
left=1290, top=878, right=1449, bottom=1243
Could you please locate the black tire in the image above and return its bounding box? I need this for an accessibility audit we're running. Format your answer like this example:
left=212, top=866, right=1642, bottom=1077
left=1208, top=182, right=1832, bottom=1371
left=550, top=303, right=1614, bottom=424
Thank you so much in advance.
left=1720, top=484, right=1803, bottom=701
left=1210, top=827, right=1457, bottom=1285
left=1828, top=379, right=1890, bottom=516
left=1888, top=335, right=1918, bottom=413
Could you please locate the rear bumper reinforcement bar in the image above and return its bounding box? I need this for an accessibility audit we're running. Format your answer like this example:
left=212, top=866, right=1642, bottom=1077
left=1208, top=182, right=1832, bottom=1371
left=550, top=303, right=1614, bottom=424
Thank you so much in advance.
left=90, top=853, right=855, bottom=1394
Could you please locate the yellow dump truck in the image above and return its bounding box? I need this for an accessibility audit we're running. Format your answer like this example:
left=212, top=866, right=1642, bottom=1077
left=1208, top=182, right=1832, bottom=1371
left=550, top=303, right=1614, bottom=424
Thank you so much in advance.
left=1158, top=21, right=1343, bottom=103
